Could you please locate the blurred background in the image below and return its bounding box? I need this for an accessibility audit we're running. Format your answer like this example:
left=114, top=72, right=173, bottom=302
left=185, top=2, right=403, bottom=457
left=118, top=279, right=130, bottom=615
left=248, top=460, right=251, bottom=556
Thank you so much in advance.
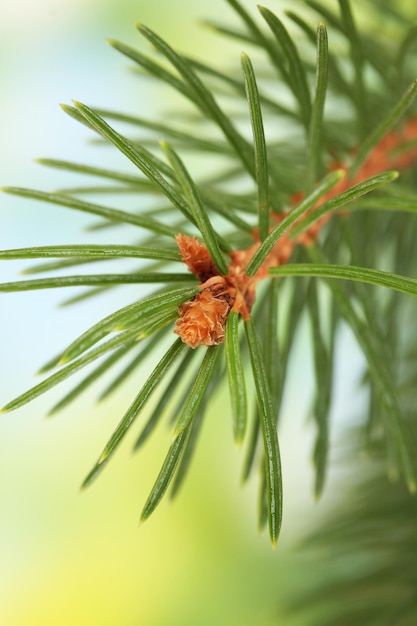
left=0, top=1, right=373, bottom=624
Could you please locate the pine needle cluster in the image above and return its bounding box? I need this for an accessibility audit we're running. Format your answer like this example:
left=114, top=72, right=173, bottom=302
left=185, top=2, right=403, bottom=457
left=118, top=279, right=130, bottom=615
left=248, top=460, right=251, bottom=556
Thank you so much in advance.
left=1, top=0, right=417, bottom=550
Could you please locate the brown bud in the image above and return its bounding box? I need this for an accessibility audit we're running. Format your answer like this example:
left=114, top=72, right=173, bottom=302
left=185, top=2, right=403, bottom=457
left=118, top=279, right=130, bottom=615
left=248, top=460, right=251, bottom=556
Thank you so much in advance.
left=174, top=289, right=231, bottom=348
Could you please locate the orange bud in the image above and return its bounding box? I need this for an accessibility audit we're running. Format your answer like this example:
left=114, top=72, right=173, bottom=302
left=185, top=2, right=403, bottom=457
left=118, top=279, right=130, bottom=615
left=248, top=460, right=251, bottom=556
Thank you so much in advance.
left=175, top=233, right=219, bottom=282
left=174, top=289, right=231, bottom=348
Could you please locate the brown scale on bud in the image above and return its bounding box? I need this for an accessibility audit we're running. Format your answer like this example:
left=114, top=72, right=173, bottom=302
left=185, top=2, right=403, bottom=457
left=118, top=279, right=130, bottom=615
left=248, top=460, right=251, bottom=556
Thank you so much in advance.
left=175, top=233, right=218, bottom=282
left=174, top=278, right=232, bottom=349
left=174, top=235, right=256, bottom=348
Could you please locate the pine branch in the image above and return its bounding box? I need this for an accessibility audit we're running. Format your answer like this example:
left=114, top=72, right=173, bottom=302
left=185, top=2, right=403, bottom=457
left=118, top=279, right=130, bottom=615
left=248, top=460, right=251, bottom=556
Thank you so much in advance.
left=2, top=0, right=417, bottom=549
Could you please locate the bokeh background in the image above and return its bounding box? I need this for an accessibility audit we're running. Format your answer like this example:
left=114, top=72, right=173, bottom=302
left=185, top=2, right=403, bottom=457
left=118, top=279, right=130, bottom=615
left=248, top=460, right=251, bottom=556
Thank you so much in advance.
left=0, top=1, right=369, bottom=624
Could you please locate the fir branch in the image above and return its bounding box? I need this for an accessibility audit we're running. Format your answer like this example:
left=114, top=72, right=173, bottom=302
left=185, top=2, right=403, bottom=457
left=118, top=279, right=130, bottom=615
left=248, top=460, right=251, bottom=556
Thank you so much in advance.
left=3, top=0, right=417, bottom=550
